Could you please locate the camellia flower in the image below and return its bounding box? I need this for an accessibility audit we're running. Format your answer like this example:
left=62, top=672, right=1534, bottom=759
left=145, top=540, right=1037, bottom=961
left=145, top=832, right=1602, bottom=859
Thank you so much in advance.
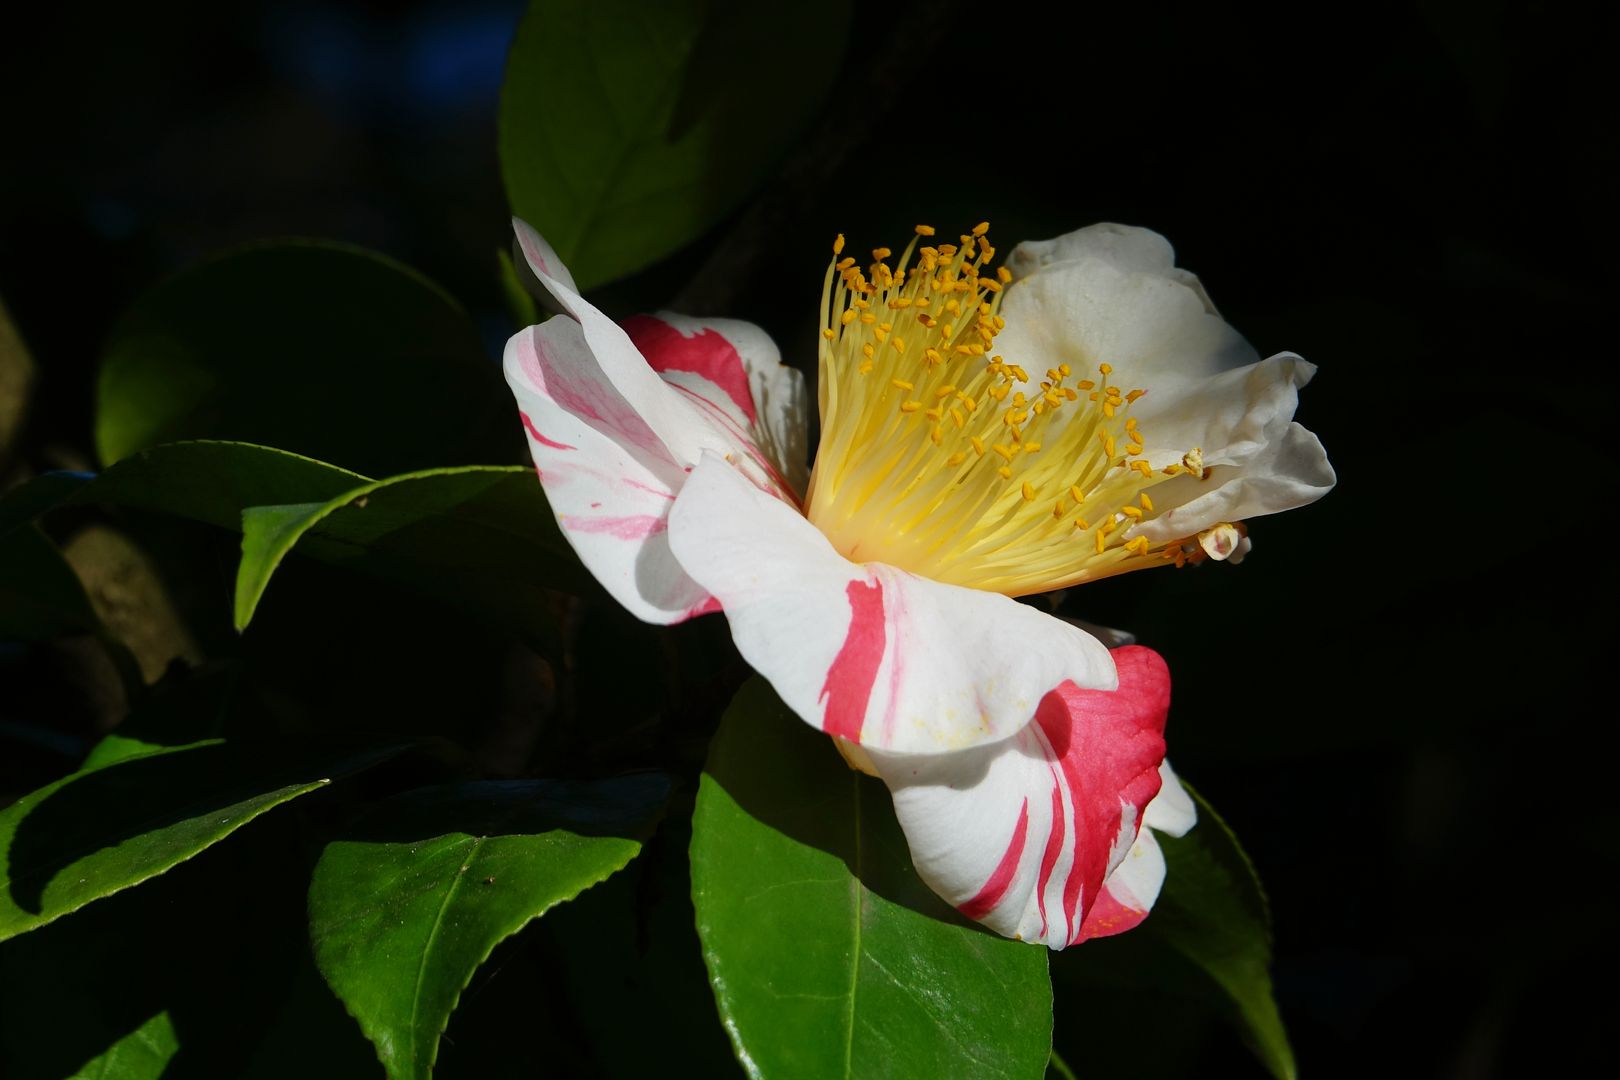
left=503, top=218, right=1333, bottom=947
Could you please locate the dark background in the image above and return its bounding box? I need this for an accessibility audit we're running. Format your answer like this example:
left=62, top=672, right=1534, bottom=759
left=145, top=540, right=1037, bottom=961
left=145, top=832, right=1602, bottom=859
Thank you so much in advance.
left=2, top=0, right=1614, bottom=1075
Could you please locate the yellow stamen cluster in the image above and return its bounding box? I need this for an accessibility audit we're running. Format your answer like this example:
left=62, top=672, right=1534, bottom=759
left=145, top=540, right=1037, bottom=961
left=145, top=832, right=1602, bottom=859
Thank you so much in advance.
left=805, top=223, right=1208, bottom=595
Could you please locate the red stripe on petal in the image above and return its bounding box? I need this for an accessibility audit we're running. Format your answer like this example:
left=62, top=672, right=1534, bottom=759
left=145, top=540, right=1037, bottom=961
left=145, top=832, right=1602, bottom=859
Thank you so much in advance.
left=817, top=579, right=886, bottom=742
left=1075, top=884, right=1150, bottom=941
left=625, top=315, right=757, bottom=423
left=566, top=515, right=668, bottom=540
left=1035, top=780, right=1066, bottom=941
left=1035, top=645, right=1170, bottom=943
left=959, top=797, right=1031, bottom=921
left=519, top=411, right=576, bottom=451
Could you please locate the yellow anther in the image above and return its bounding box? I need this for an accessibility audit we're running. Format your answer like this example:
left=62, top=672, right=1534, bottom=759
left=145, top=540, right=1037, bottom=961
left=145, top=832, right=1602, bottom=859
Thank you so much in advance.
left=1070, top=485, right=1087, bottom=505
left=1053, top=502, right=1065, bottom=520
left=925, top=406, right=943, bottom=421
left=1021, top=482, right=1037, bottom=502
left=873, top=247, right=892, bottom=260
left=1127, top=536, right=1151, bottom=556
left=889, top=297, right=912, bottom=309
left=959, top=394, right=978, bottom=412
left=1023, top=441, right=1041, bottom=454
left=997, top=266, right=1013, bottom=284
left=839, top=309, right=856, bottom=326
left=821, top=327, right=835, bottom=340
left=934, top=383, right=957, bottom=398
left=992, top=443, right=1016, bottom=461
left=1098, top=363, right=1113, bottom=375
left=1140, top=493, right=1154, bottom=512
left=1127, top=443, right=1143, bottom=456
left=1074, top=517, right=1090, bottom=531
left=915, top=224, right=936, bottom=236
left=836, top=257, right=856, bottom=271
left=972, top=221, right=990, bottom=236
left=862, top=342, right=875, bottom=358
left=900, top=401, right=921, bottom=413
left=1162, top=463, right=1183, bottom=476
left=1105, top=436, right=1117, bottom=458
left=1134, top=461, right=1156, bottom=477
left=949, top=407, right=966, bottom=428
left=1058, top=363, right=1071, bottom=376
left=860, top=312, right=876, bottom=325
left=891, top=378, right=913, bottom=392
left=997, top=466, right=1013, bottom=479
left=833, top=234, right=846, bottom=254
left=1076, top=379, right=1095, bottom=391
left=970, top=436, right=986, bottom=455
left=1121, top=505, right=1144, bottom=520
left=890, top=337, right=906, bottom=353
left=1095, top=530, right=1107, bottom=555
left=1126, top=389, right=1146, bottom=403
left=930, top=426, right=944, bottom=445
left=947, top=451, right=966, bottom=466
left=1183, top=447, right=1206, bottom=478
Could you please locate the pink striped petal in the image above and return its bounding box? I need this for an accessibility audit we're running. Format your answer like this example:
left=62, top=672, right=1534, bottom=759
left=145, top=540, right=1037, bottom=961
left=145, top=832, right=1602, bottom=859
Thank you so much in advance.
left=869, top=647, right=1176, bottom=948
left=510, top=220, right=796, bottom=504
left=667, top=455, right=1115, bottom=753
left=504, top=319, right=709, bottom=624
left=624, top=313, right=809, bottom=498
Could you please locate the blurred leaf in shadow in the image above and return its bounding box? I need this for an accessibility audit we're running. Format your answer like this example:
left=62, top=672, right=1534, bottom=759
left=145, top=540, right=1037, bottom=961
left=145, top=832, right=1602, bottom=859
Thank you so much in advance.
left=0, top=296, right=35, bottom=473
left=0, top=740, right=404, bottom=941
left=500, top=0, right=852, bottom=290
left=95, top=241, right=519, bottom=477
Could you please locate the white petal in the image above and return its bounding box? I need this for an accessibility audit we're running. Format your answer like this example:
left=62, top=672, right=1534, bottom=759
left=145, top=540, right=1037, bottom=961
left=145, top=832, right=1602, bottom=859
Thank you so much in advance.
left=623, top=312, right=809, bottom=498
left=868, top=646, right=1172, bottom=948
left=504, top=321, right=712, bottom=624
left=1144, top=761, right=1197, bottom=836
left=1137, top=418, right=1336, bottom=544
left=668, top=455, right=1116, bottom=753
left=997, top=232, right=1259, bottom=397
left=1006, top=222, right=1178, bottom=280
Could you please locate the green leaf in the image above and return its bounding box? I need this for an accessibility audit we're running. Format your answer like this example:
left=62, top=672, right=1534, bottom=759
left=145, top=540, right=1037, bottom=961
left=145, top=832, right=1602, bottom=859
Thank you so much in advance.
left=0, top=525, right=106, bottom=642
left=499, top=0, right=851, bottom=289
left=1145, top=785, right=1296, bottom=1080
left=691, top=678, right=1053, bottom=1080
left=0, top=441, right=365, bottom=542
left=308, top=775, right=669, bottom=1080
left=0, top=740, right=402, bottom=942
left=65, top=1012, right=178, bottom=1080
left=234, top=464, right=586, bottom=653
left=94, top=241, right=517, bottom=476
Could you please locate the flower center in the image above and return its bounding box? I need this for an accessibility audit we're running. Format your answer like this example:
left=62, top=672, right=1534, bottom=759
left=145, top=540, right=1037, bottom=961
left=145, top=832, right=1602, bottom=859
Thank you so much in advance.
left=804, top=223, right=1212, bottom=596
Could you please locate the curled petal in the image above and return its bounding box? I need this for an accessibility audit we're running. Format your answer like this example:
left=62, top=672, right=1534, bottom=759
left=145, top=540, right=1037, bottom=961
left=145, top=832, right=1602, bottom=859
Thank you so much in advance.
left=868, top=646, right=1173, bottom=948
left=504, top=320, right=711, bottom=624
left=668, top=455, right=1115, bottom=754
